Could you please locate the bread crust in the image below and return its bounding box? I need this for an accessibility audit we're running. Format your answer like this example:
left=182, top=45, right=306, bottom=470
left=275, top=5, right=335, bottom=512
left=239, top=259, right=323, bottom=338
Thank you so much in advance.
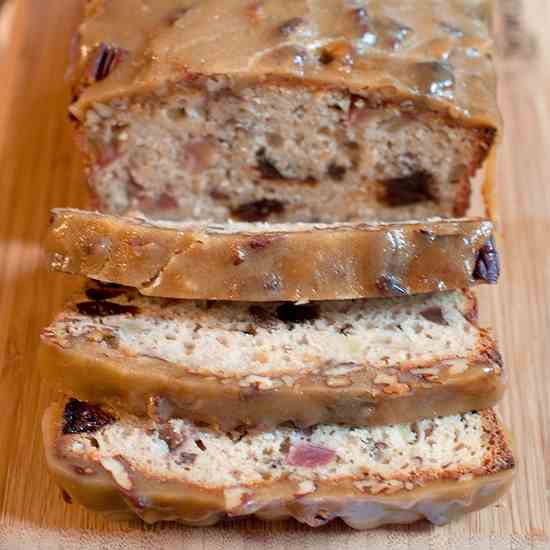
left=43, top=404, right=515, bottom=529
left=40, top=285, right=505, bottom=430
left=47, top=209, right=500, bottom=302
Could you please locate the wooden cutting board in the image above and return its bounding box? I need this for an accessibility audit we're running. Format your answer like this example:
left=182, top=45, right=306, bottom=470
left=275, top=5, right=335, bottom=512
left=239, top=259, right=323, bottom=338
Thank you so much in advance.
left=0, top=1, right=548, bottom=548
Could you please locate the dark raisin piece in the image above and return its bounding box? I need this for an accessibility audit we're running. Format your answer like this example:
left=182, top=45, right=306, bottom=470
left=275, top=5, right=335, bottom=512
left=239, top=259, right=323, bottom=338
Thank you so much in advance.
left=327, top=163, right=347, bottom=181
left=195, top=439, right=207, bottom=452
left=209, top=188, right=230, bottom=201
left=85, top=286, right=125, bottom=301
left=319, top=48, right=335, bottom=65
left=86, top=43, right=128, bottom=82
left=376, top=275, right=408, bottom=296
left=231, top=199, right=286, bottom=222
left=76, top=301, right=139, bottom=317
left=256, top=148, right=285, bottom=180
left=420, top=306, right=449, bottom=326
left=249, top=305, right=273, bottom=325
left=176, top=452, right=198, bottom=465
left=376, top=172, right=436, bottom=207
left=339, top=323, right=354, bottom=335
left=473, top=238, right=500, bottom=284
left=276, top=303, right=320, bottom=324
left=63, top=399, right=114, bottom=435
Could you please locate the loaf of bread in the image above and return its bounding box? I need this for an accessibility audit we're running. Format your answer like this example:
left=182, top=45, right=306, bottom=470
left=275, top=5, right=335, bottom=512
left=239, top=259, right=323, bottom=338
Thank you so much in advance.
left=44, top=401, right=515, bottom=528
left=72, top=0, right=498, bottom=223
left=41, top=282, right=504, bottom=430
left=47, top=209, right=500, bottom=301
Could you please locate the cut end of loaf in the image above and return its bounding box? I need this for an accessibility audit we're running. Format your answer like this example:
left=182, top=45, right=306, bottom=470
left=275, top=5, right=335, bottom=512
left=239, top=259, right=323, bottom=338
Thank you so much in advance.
left=80, top=81, right=495, bottom=223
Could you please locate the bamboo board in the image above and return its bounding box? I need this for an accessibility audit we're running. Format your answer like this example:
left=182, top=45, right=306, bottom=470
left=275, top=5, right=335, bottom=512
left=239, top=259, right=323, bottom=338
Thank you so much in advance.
left=0, top=1, right=548, bottom=548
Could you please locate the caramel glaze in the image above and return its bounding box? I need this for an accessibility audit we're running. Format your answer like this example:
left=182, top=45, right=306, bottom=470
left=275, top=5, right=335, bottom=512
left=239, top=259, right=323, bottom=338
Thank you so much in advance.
left=73, top=0, right=499, bottom=132
left=47, top=209, right=499, bottom=302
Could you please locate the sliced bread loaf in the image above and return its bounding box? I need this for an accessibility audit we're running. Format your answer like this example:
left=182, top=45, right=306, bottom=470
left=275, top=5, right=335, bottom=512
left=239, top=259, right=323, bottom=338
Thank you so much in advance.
left=41, top=283, right=504, bottom=430
left=47, top=209, right=500, bottom=301
left=44, top=401, right=515, bottom=528
left=72, top=1, right=497, bottom=223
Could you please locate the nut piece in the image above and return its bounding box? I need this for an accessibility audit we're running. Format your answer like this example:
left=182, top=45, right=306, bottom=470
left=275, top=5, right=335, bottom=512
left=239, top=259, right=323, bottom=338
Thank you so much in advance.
left=100, top=457, right=132, bottom=490
left=295, top=480, right=316, bottom=496
left=224, top=487, right=251, bottom=511
left=326, top=377, right=352, bottom=387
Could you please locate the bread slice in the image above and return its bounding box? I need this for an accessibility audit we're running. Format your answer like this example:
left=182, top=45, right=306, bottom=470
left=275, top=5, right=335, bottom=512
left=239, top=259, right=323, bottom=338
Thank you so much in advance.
left=47, top=209, right=500, bottom=302
left=71, top=1, right=498, bottom=223
left=41, top=283, right=505, bottom=430
left=43, top=401, right=515, bottom=528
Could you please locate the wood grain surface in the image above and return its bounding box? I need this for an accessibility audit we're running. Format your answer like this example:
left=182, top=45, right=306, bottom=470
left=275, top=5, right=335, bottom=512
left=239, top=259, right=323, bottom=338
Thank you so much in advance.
left=0, top=1, right=548, bottom=548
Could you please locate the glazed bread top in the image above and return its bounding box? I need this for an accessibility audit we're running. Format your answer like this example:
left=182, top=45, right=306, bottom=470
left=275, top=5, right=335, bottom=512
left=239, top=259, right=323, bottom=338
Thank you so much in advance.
left=74, top=0, right=498, bottom=130
left=47, top=209, right=500, bottom=301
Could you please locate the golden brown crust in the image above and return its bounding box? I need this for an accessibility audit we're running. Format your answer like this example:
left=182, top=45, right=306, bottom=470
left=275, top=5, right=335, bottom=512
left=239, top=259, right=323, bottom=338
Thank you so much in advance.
left=43, top=403, right=516, bottom=529
left=46, top=209, right=500, bottom=302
